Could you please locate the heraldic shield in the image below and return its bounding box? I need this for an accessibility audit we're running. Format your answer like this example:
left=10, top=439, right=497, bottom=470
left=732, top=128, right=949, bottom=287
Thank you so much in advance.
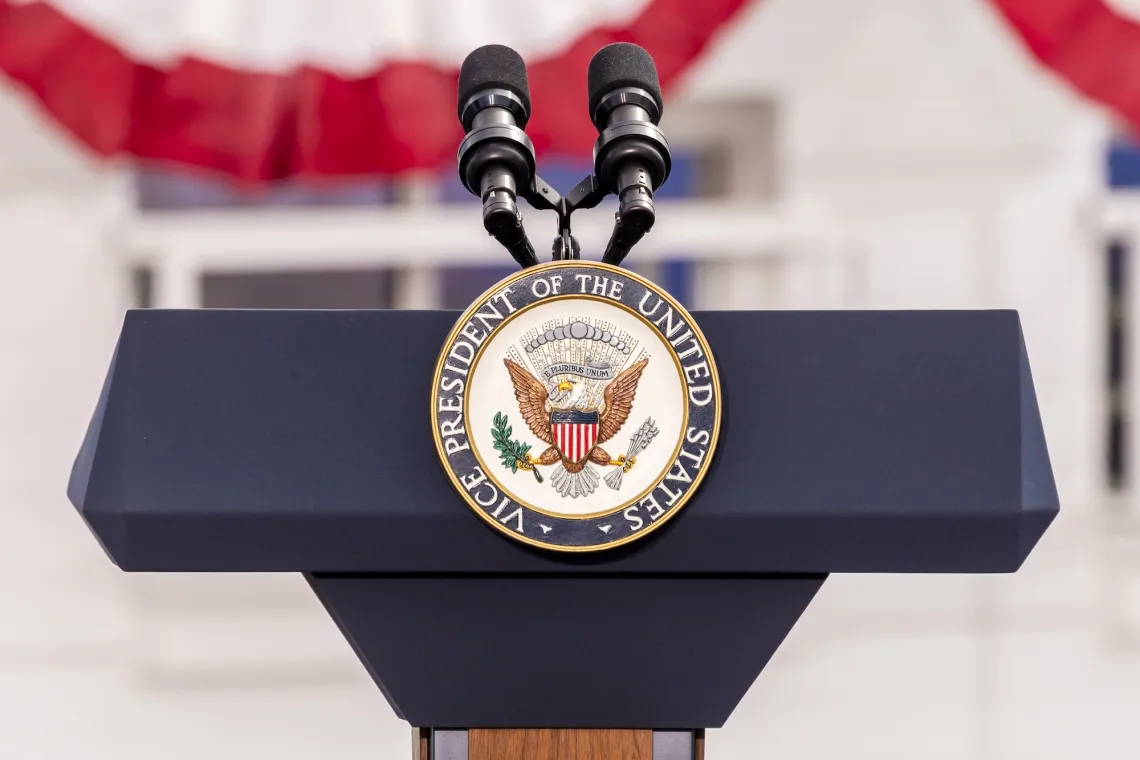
left=551, top=410, right=599, bottom=464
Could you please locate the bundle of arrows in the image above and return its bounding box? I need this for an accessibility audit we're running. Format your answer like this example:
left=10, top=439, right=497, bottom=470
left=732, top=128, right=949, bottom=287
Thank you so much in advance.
left=604, top=418, right=659, bottom=491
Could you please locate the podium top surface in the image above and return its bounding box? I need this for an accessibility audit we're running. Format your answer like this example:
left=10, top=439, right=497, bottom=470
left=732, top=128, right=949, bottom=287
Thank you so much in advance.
left=69, top=308, right=1056, bottom=574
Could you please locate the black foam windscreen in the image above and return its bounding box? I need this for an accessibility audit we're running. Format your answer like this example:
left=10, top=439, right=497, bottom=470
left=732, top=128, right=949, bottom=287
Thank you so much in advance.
left=458, top=44, right=531, bottom=127
left=587, top=42, right=663, bottom=125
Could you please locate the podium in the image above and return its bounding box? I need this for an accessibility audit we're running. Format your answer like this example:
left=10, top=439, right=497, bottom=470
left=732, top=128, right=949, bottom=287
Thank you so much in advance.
left=68, top=307, right=1057, bottom=759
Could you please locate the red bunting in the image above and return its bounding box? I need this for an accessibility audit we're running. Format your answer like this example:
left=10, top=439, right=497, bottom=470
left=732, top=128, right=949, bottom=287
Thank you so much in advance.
left=991, top=0, right=1140, bottom=134
left=0, top=0, right=750, bottom=183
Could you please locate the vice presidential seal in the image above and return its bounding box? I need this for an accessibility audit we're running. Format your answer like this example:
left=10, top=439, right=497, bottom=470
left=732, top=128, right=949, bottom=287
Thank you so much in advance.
left=432, top=261, right=721, bottom=552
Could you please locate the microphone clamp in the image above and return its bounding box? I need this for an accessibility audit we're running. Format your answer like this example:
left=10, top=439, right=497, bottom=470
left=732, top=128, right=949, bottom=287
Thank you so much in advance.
left=457, top=89, right=539, bottom=268
left=591, top=89, right=671, bottom=267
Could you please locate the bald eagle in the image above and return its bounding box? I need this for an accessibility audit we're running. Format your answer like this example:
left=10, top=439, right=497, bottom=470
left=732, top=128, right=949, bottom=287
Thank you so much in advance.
left=504, top=357, right=648, bottom=498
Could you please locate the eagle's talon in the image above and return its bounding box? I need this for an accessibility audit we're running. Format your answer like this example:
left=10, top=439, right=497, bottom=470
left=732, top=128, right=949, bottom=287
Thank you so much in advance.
left=609, top=455, right=636, bottom=472
left=519, top=453, right=545, bottom=483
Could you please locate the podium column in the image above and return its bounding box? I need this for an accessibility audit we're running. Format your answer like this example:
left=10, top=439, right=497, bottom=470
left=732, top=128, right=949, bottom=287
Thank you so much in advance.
left=414, top=729, right=703, bottom=760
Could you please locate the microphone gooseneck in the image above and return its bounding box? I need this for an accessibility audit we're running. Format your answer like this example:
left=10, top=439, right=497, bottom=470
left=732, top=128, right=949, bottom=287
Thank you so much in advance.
left=456, top=44, right=540, bottom=268
left=587, top=43, right=672, bottom=267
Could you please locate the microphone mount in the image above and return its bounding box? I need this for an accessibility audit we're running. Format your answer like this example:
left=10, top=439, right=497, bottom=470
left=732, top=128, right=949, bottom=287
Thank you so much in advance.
left=484, top=97, right=669, bottom=267
left=507, top=166, right=660, bottom=267
left=519, top=173, right=608, bottom=262
left=457, top=111, right=620, bottom=268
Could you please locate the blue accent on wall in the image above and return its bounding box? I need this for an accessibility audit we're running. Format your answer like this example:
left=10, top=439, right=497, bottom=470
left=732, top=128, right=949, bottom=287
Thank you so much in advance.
left=1108, top=136, right=1140, bottom=188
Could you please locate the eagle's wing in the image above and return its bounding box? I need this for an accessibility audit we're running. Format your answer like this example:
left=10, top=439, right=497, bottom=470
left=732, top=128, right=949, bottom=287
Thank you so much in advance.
left=598, top=358, right=649, bottom=444
left=504, top=359, right=553, bottom=444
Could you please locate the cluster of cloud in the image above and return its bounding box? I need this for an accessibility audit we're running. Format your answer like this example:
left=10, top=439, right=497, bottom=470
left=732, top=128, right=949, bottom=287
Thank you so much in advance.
left=524, top=321, right=631, bottom=355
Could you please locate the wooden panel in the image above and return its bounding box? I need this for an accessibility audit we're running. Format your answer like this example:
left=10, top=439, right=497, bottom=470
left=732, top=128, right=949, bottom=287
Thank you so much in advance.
left=695, top=729, right=705, bottom=760
left=470, top=729, right=652, bottom=760
left=411, top=728, right=428, bottom=760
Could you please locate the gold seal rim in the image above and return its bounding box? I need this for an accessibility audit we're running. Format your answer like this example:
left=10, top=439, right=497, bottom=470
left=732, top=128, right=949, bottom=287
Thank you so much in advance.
left=430, top=260, right=723, bottom=553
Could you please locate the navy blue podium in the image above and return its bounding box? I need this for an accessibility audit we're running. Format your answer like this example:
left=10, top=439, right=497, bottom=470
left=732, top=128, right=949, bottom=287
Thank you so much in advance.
left=68, top=308, right=1057, bottom=757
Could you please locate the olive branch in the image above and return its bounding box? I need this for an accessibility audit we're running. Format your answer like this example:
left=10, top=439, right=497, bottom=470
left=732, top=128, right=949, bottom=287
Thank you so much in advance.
left=492, top=412, right=543, bottom=483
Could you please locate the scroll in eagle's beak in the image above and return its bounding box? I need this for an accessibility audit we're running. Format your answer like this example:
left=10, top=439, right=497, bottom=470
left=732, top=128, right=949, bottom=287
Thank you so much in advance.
left=556, top=381, right=574, bottom=392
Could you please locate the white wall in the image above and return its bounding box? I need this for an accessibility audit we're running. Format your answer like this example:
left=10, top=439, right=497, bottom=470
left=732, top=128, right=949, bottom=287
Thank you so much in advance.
left=682, top=0, right=1107, bottom=509
left=1, top=0, right=1137, bottom=758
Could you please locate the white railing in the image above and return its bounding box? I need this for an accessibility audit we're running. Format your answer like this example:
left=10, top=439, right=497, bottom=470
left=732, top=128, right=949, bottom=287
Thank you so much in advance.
left=118, top=200, right=848, bottom=309
left=1099, top=191, right=1140, bottom=645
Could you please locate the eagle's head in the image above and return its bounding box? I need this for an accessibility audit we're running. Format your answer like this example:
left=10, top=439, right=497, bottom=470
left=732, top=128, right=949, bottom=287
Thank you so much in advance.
left=549, top=378, right=587, bottom=409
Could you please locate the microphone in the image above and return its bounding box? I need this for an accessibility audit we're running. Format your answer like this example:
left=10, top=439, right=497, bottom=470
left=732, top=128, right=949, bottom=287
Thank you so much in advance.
left=587, top=43, right=672, bottom=267
left=457, top=45, right=540, bottom=268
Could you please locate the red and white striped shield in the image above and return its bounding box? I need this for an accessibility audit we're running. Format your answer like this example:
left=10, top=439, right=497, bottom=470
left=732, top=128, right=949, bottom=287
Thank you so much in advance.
left=551, top=410, right=599, bottom=464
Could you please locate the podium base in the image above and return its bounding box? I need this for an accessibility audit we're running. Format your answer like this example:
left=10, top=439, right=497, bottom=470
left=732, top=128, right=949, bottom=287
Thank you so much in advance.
left=414, top=728, right=703, bottom=760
